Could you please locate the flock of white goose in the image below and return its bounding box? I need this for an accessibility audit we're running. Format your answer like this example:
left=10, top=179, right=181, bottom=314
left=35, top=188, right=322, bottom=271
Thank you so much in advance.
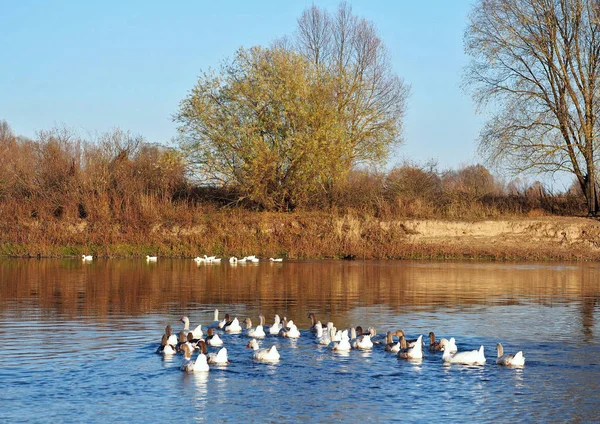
left=156, top=310, right=525, bottom=373
left=81, top=254, right=284, bottom=264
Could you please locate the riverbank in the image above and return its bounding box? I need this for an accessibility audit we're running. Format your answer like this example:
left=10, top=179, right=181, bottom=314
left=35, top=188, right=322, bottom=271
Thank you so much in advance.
left=1, top=213, right=599, bottom=261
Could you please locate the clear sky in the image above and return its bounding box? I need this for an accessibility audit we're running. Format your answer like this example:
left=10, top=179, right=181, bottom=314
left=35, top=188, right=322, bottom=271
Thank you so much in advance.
left=0, top=1, right=518, bottom=181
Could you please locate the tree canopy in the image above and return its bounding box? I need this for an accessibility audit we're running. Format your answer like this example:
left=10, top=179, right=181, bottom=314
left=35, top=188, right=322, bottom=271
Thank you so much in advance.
left=175, top=2, right=408, bottom=210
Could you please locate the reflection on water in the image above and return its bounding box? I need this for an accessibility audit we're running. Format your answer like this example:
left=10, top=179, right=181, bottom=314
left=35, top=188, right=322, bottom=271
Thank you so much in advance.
left=0, top=259, right=599, bottom=422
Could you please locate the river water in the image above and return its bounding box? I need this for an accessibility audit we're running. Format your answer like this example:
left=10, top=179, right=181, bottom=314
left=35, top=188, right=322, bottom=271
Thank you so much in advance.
left=1, top=259, right=599, bottom=422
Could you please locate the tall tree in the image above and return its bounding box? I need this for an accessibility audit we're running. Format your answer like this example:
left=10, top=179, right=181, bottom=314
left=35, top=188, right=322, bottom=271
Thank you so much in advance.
left=296, top=2, right=409, bottom=169
left=176, top=3, right=408, bottom=210
left=465, top=0, right=600, bottom=216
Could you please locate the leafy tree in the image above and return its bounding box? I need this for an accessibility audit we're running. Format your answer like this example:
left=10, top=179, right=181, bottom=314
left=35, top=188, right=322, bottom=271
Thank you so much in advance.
left=176, top=3, right=408, bottom=210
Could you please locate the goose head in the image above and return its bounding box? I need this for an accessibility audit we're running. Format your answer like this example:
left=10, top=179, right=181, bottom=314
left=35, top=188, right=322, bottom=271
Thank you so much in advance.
left=197, top=340, right=207, bottom=354
left=355, top=326, right=364, bottom=336
left=400, top=336, right=407, bottom=350
left=181, top=343, right=193, bottom=360
left=165, top=325, right=172, bottom=337
left=246, top=339, right=259, bottom=350
left=259, top=314, right=265, bottom=326
left=308, top=313, right=316, bottom=326
left=180, top=316, right=190, bottom=330
left=429, top=331, right=436, bottom=345
left=160, top=334, right=169, bottom=347
left=496, top=343, right=504, bottom=358
left=178, top=331, right=186, bottom=344
left=243, top=318, right=252, bottom=329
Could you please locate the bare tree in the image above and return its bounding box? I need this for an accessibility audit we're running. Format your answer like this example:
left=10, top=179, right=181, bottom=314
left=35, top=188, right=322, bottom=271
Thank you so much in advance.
left=295, top=2, right=410, bottom=167
left=465, top=0, right=600, bottom=216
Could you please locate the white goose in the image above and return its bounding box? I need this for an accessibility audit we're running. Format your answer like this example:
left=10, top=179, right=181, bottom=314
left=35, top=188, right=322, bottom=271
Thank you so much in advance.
left=146, top=255, right=157, bottom=262
left=157, top=335, right=176, bottom=354
left=208, top=309, right=220, bottom=329
left=398, top=335, right=423, bottom=359
left=352, top=333, right=374, bottom=350
left=246, top=339, right=280, bottom=363
left=269, top=257, right=283, bottom=262
left=496, top=343, right=525, bottom=366
left=440, top=337, right=458, bottom=353
left=82, top=255, right=93, bottom=261
left=207, top=347, right=229, bottom=365
left=268, top=314, right=283, bottom=335
left=279, top=320, right=301, bottom=338
left=244, top=316, right=266, bottom=339
left=205, top=328, right=224, bottom=347
left=180, top=343, right=209, bottom=372
left=224, top=317, right=242, bottom=334
left=180, top=316, right=203, bottom=340
left=443, top=345, right=486, bottom=365
left=331, top=329, right=351, bottom=352
left=219, top=313, right=231, bottom=329
left=317, top=325, right=335, bottom=346
left=229, top=256, right=238, bottom=264
left=193, top=256, right=205, bottom=264
left=164, top=325, right=178, bottom=346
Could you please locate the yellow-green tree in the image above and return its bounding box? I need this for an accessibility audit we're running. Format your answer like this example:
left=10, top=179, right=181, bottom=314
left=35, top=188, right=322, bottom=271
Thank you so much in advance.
left=176, top=4, right=408, bottom=210
left=176, top=47, right=348, bottom=210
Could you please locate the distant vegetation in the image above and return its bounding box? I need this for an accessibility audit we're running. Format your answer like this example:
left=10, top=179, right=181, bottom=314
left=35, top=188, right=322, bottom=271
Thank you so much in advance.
left=0, top=119, right=589, bottom=259
left=0, top=119, right=586, bottom=224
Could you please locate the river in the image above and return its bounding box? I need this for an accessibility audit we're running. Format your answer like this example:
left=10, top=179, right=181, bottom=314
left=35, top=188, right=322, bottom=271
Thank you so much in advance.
left=1, top=259, right=599, bottom=422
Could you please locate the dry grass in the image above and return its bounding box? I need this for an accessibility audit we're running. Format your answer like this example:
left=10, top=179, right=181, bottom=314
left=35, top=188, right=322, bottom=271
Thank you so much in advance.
left=0, top=121, right=594, bottom=261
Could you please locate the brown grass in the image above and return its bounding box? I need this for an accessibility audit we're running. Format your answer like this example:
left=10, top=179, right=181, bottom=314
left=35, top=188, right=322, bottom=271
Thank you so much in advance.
left=0, top=121, right=594, bottom=261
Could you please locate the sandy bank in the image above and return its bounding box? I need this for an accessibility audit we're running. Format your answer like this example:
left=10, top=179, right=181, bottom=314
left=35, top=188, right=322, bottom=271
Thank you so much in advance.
left=1, top=214, right=599, bottom=261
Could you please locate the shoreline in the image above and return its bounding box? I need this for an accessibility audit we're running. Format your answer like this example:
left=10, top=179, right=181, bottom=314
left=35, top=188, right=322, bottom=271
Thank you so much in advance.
left=1, top=214, right=599, bottom=262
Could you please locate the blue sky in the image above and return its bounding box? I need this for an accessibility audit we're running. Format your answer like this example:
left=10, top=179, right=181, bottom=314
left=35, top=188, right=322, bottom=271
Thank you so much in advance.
left=1, top=1, right=512, bottom=181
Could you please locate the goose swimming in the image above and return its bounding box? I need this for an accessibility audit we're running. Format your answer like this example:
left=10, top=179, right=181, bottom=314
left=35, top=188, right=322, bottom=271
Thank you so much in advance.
left=443, top=345, right=486, bottom=365
left=496, top=343, right=525, bottom=366
left=224, top=317, right=242, bottom=334
left=208, top=309, right=220, bottom=329
left=268, top=314, right=283, bottom=335
left=330, top=329, right=351, bottom=352
left=207, top=347, right=229, bottom=365
left=246, top=339, right=280, bottom=363
left=205, top=328, right=224, bottom=347
left=244, top=316, right=266, bottom=339
left=180, top=343, right=209, bottom=372
left=157, top=334, right=176, bottom=355
left=398, top=335, right=423, bottom=359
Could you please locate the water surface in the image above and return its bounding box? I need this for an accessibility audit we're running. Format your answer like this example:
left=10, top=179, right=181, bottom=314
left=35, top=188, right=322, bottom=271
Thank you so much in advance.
left=1, top=259, right=599, bottom=422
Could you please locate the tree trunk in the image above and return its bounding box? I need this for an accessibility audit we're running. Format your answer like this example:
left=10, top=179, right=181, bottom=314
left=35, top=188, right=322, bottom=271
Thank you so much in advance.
left=582, top=173, right=599, bottom=217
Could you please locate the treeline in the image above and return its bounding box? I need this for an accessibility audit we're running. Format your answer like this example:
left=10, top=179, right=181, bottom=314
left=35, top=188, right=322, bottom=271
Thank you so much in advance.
left=0, top=120, right=586, bottom=228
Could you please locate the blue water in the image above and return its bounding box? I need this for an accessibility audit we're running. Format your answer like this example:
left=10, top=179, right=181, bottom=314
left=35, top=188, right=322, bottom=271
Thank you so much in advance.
left=0, top=259, right=599, bottom=422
